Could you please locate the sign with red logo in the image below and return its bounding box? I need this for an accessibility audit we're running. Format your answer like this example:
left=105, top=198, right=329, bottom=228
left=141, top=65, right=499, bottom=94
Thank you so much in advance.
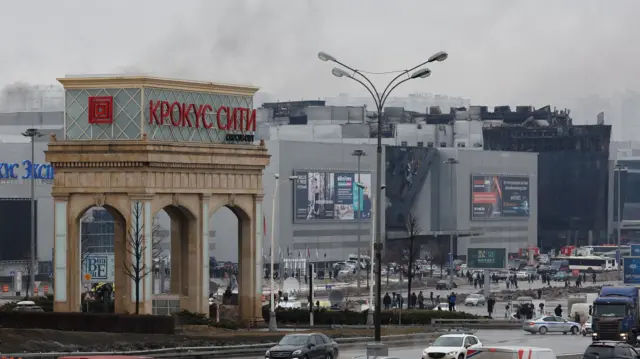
left=88, top=96, right=114, bottom=124
left=147, top=100, right=256, bottom=143
left=148, top=100, right=256, bottom=132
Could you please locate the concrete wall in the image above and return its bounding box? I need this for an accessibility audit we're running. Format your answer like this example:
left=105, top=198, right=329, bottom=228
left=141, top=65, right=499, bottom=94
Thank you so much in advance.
left=411, top=148, right=538, bottom=257
left=266, top=140, right=384, bottom=262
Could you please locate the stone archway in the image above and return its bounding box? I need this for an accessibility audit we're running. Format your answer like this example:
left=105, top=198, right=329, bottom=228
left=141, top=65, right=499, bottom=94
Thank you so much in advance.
left=47, top=76, right=270, bottom=323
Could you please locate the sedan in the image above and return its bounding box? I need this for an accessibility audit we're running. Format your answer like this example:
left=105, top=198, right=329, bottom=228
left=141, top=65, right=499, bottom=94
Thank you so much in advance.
left=553, top=271, right=569, bottom=281
left=436, top=280, right=457, bottom=290
left=266, top=333, right=339, bottom=359
left=464, top=294, right=486, bottom=306
left=523, top=316, right=580, bottom=335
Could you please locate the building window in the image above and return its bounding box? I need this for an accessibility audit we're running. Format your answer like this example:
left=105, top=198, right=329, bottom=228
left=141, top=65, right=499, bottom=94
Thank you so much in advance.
left=427, top=142, right=434, bottom=148
left=457, top=142, right=466, bottom=148
left=417, top=141, right=424, bottom=147
left=440, top=142, right=447, bottom=148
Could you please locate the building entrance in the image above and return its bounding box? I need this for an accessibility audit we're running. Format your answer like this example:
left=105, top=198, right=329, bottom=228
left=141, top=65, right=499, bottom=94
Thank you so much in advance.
left=46, top=76, right=269, bottom=323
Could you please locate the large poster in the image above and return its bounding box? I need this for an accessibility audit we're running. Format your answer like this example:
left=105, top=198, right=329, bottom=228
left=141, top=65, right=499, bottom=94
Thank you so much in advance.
left=294, top=170, right=372, bottom=221
left=471, top=175, right=530, bottom=219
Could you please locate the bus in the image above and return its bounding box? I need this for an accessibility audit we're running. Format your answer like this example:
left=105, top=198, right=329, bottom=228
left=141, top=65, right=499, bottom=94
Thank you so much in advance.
left=583, top=245, right=630, bottom=255
left=567, top=256, right=616, bottom=272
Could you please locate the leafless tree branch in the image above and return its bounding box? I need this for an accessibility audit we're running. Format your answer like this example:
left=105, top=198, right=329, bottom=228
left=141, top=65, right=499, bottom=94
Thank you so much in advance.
left=121, top=201, right=160, bottom=314
left=404, top=213, right=422, bottom=306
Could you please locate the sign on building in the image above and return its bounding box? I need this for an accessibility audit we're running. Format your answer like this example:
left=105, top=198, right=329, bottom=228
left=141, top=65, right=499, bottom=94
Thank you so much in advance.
left=623, top=257, right=640, bottom=284
left=83, top=254, right=115, bottom=283
left=631, top=244, right=640, bottom=257
left=467, top=248, right=507, bottom=269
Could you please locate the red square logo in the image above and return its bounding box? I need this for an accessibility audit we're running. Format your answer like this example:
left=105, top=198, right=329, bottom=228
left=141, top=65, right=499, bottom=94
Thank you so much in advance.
left=88, top=96, right=114, bottom=124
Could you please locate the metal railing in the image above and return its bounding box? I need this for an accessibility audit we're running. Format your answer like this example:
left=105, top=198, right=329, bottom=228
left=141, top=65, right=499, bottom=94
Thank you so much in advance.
left=0, top=332, right=441, bottom=359
left=432, top=318, right=523, bottom=329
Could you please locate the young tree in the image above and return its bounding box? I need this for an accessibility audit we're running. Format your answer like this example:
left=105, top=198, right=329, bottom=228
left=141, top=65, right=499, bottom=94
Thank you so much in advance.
left=122, top=201, right=162, bottom=314
left=404, top=213, right=422, bottom=307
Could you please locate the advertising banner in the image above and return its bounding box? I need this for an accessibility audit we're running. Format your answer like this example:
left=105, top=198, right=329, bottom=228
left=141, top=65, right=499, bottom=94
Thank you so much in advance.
left=294, top=170, right=372, bottom=221
left=623, top=257, right=640, bottom=284
left=471, top=175, right=530, bottom=219
left=631, top=244, right=640, bottom=256
left=467, top=248, right=507, bottom=269
left=83, top=254, right=115, bottom=283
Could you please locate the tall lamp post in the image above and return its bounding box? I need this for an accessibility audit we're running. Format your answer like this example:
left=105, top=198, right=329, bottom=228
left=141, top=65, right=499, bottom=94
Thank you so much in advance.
left=269, top=173, right=298, bottom=331
left=444, top=158, right=459, bottom=289
left=22, top=128, right=44, bottom=297
left=615, top=162, right=626, bottom=280
left=357, top=182, right=385, bottom=326
left=319, top=50, right=448, bottom=343
left=352, top=149, right=366, bottom=289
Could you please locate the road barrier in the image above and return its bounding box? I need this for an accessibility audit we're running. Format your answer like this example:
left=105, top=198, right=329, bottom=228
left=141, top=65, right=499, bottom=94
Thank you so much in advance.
left=433, top=318, right=523, bottom=329
left=558, top=355, right=582, bottom=359
left=0, top=332, right=441, bottom=359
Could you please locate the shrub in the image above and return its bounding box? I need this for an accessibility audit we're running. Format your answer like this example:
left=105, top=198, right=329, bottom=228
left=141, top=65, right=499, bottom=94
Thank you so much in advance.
left=262, top=306, right=479, bottom=325
left=174, top=310, right=209, bottom=325
left=0, top=311, right=175, bottom=334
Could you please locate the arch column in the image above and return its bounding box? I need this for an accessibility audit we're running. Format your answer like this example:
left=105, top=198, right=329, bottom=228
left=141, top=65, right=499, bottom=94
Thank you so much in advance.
left=199, top=195, right=211, bottom=315
left=254, top=194, right=265, bottom=322
left=53, top=195, right=81, bottom=312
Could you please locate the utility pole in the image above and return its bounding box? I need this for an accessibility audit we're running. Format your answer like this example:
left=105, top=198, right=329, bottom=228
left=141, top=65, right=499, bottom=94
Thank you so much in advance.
left=444, top=158, right=459, bottom=289
left=352, top=149, right=366, bottom=289
left=616, top=162, right=625, bottom=280
left=22, top=128, right=44, bottom=297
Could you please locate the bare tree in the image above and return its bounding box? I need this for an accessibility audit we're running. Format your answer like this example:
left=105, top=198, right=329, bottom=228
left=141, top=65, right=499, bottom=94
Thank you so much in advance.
left=122, top=201, right=162, bottom=314
left=404, top=214, right=422, bottom=307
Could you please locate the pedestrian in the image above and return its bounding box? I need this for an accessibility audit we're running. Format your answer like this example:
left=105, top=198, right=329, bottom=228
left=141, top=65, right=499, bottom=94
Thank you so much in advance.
left=539, top=302, right=545, bottom=315
left=592, top=272, right=597, bottom=284
left=537, top=288, right=542, bottom=299
left=487, top=297, right=496, bottom=319
left=505, top=304, right=511, bottom=319
left=554, top=304, right=563, bottom=317
left=383, top=292, right=391, bottom=310
left=418, top=291, right=424, bottom=309
left=589, top=305, right=593, bottom=316
left=430, top=291, right=434, bottom=306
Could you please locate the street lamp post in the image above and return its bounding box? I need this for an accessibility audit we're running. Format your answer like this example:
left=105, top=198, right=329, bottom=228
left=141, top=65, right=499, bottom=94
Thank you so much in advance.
left=319, top=49, right=448, bottom=343
left=357, top=182, right=385, bottom=326
left=352, top=150, right=366, bottom=289
left=444, top=158, right=459, bottom=289
left=615, top=163, right=626, bottom=280
left=269, top=174, right=298, bottom=331
left=22, top=128, right=44, bottom=297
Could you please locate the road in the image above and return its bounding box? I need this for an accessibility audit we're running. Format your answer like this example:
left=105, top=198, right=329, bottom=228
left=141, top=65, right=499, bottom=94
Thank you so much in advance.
left=242, top=329, right=591, bottom=359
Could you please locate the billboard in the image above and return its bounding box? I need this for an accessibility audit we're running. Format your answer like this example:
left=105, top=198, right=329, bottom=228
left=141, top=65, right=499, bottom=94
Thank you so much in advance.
left=623, top=257, right=640, bottom=284
left=0, top=198, right=36, bottom=261
left=471, top=175, right=530, bottom=219
left=467, top=248, right=507, bottom=269
left=294, top=171, right=372, bottom=221
left=83, top=254, right=115, bottom=283
left=632, top=244, right=640, bottom=257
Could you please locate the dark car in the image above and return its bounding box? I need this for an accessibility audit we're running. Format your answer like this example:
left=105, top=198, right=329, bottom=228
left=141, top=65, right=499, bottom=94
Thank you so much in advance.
left=436, top=280, right=457, bottom=290
left=583, top=341, right=639, bottom=359
left=266, top=333, right=339, bottom=359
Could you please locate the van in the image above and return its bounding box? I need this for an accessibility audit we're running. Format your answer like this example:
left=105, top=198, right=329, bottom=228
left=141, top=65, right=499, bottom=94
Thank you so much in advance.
left=467, top=346, right=556, bottom=359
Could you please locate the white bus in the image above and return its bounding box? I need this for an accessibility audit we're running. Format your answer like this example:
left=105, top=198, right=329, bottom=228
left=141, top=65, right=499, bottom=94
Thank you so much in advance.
left=567, top=256, right=616, bottom=272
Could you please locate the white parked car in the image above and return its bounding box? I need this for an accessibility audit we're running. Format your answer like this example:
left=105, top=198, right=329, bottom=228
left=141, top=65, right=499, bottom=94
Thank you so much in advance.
left=464, top=294, right=486, bottom=306
left=422, top=334, right=482, bottom=359
left=516, top=271, right=529, bottom=280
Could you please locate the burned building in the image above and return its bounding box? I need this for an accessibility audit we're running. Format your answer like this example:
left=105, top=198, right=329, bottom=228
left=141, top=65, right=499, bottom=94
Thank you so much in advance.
left=482, top=106, right=611, bottom=250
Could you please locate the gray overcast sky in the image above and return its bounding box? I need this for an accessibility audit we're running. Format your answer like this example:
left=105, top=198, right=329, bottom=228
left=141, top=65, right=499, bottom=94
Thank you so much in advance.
left=1, top=0, right=639, bottom=107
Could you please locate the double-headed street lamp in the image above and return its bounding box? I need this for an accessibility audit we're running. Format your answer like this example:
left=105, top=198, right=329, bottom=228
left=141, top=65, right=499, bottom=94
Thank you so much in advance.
left=357, top=182, right=385, bottom=326
left=318, top=50, right=448, bottom=342
left=269, top=173, right=298, bottom=331
left=615, top=162, right=627, bottom=280
left=22, top=128, right=44, bottom=297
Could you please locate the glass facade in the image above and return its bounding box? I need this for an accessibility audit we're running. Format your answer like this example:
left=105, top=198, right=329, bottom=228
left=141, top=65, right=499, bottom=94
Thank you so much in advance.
left=81, top=209, right=115, bottom=254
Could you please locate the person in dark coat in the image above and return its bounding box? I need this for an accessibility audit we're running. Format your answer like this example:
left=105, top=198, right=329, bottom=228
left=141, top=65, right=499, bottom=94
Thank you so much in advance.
left=554, top=304, right=563, bottom=317
left=383, top=293, right=391, bottom=310
left=487, top=297, right=496, bottom=318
